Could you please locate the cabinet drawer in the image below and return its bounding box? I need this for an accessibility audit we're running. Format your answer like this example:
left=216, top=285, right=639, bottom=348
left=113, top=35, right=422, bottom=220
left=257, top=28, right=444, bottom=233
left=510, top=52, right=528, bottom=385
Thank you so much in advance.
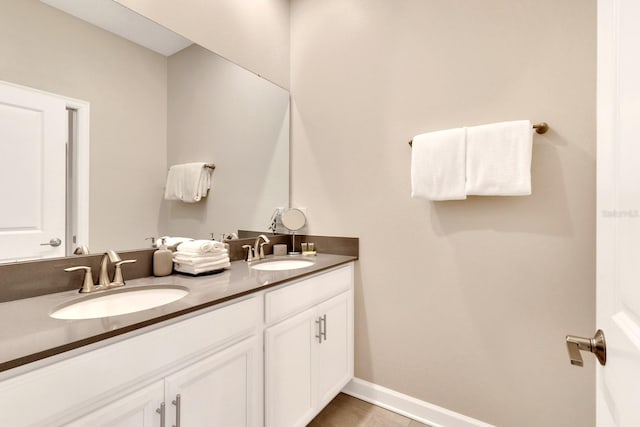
left=265, top=264, right=353, bottom=324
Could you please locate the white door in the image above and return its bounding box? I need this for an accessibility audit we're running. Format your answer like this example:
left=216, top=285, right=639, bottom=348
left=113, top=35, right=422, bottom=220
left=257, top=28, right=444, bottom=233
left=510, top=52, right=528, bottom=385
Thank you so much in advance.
left=0, top=81, right=67, bottom=261
left=164, top=336, right=263, bottom=427
left=65, top=381, right=165, bottom=427
left=597, top=0, right=640, bottom=425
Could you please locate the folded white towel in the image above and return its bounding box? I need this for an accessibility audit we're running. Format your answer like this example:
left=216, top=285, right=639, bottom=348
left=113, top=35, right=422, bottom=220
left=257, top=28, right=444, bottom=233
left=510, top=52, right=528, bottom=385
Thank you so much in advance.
left=173, top=249, right=228, bottom=259
left=465, top=120, right=532, bottom=196
left=155, top=236, right=194, bottom=248
left=173, top=252, right=229, bottom=266
left=174, top=259, right=231, bottom=275
left=176, top=240, right=225, bottom=254
left=411, top=128, right=467, bottom=201
left=175, top=258, right=229, bottom=270
left=164, top=162, right=212, bottom=203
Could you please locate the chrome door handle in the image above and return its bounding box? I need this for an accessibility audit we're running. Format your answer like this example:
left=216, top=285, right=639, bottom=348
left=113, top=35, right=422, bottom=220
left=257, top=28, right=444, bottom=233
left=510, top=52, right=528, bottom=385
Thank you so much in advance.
left=40, top=237, right=62, bottom=247
left=566, top=329, right=606, bottom=366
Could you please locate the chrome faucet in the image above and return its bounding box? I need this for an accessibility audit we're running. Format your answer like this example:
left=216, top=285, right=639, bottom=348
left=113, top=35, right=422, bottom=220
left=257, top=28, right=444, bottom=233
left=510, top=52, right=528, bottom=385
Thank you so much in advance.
left=254, top=234, right=271, bottom=260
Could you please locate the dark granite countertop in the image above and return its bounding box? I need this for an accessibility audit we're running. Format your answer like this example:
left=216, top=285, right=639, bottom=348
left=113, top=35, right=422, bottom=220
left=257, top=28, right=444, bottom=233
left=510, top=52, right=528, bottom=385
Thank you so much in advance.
left=0, top=254, right=356, bottom=374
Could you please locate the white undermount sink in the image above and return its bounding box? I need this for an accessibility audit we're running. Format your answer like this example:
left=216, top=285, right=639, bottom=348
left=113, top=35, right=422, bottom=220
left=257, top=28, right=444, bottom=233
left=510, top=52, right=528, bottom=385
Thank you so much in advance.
left=250, top=259, right=315, bottom=271
left=50, top=286, right=189, bottom=320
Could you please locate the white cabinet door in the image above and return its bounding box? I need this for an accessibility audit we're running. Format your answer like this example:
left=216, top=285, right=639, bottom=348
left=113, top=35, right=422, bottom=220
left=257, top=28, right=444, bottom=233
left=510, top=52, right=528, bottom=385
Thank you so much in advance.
left=316, top=291, right=353, bottom=408
left=164, top=335, right=263, bottom=427
left=265, top=289, right=354, bottom=427
left=65, top=381, right=164, bottom=427
left=265, top=307, right=317, bottom=427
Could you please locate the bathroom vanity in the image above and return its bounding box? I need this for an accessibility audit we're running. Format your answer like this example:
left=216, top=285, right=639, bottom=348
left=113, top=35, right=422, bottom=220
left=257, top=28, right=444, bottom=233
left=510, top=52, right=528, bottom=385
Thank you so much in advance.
left=0, top=255, right=355, bottom=427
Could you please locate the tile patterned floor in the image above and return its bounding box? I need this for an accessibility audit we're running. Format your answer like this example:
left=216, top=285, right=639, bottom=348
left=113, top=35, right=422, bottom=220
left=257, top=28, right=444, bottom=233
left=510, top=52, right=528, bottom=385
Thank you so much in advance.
left=308, top=393, right=431, bottom=427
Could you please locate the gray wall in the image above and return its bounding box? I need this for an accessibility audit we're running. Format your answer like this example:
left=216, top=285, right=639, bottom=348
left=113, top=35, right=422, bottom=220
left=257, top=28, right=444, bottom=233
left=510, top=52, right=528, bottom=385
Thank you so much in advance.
left=161, top=44, right=289, bottom=239
left=289, top=1, right=596, bottom=426
left=0, top=0, right=167, bottom=253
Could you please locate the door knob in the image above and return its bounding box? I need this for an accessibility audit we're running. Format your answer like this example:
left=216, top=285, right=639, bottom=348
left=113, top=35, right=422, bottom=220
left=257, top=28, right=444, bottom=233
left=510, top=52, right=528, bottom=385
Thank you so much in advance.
left=566, top=329, right=606, bottom=367
left=40, top=237, right=62, bottom=247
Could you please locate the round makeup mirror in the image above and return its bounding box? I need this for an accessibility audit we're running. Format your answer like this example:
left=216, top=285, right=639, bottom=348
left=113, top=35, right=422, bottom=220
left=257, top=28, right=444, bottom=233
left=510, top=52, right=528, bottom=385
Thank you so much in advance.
left=281, top=208, right=306, bottom=231
left=280, top=208, right=306, bottom=255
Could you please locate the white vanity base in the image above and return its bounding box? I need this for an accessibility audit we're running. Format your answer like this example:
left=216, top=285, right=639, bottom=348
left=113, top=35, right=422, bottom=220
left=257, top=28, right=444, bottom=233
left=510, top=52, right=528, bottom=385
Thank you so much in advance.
left=0, top=263, right=354, bottom=427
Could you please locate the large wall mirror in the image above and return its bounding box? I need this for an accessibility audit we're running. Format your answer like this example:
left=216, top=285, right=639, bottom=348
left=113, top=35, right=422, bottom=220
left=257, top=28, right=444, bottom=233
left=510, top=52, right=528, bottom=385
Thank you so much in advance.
left=0, top=0, right=289, bottom=262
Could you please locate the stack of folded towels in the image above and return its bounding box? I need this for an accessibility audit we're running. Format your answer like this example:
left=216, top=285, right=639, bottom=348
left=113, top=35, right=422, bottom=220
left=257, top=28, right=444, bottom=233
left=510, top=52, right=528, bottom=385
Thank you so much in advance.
left=173, top=240, right=230, bottom=275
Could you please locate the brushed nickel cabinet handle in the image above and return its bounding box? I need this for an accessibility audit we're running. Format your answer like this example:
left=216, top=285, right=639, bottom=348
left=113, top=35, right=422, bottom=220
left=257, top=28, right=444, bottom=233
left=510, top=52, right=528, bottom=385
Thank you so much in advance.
left=172, top=394, right=181, bottom=427
left=156, top=402, right=165, bottom=427
left=320, top=314, right=327, bottom=342
left=315, top=318, right=322, bottom=343
left=566, top=329, right=606, bottom=366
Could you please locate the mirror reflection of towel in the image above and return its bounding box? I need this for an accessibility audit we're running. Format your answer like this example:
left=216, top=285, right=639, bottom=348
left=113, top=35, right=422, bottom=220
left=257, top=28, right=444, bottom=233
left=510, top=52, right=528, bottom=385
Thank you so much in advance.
left=164, top=162, right=212, bottom=203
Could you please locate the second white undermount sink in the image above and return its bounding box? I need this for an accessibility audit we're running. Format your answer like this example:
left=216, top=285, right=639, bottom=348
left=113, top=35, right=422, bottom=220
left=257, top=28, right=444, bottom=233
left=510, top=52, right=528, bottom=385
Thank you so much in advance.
left=250, top=259, right=315, bottom=271
left=50, top=286, right=189, bottom=320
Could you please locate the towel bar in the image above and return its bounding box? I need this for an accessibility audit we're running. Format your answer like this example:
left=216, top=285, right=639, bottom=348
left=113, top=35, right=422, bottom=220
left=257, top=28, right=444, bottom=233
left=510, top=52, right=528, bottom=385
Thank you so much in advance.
left=408, top=122, right=549, bottom=146
left=167, top=163, right=216, bottom=171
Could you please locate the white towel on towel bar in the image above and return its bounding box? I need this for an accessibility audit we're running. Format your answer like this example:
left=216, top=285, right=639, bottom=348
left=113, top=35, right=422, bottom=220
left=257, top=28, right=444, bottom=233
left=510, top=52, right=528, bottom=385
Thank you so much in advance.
left=464, top=120, right=533, bottom=196
left=164, top=162, right=212, bottom=203
left=411, top=128, right=467, bottom=201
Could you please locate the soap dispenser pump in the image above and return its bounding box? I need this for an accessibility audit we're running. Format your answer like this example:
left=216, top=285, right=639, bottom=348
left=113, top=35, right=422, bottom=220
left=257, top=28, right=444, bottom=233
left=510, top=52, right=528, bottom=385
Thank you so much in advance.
left=153, top=238, right=173, bottom=277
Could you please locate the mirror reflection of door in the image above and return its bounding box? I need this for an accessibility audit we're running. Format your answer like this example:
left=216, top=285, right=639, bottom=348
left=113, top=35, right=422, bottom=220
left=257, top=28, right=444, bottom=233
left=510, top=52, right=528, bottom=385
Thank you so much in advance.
left=0, top=81, right=88, bottom=262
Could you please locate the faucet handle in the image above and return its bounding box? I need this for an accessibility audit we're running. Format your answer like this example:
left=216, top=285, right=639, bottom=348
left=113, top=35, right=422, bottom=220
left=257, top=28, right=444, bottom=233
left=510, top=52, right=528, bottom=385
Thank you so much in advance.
left=64, top=266, right=95, bottom=293
left=259, top=242, right=267, bottom=259
left=112, top=259, right=137, bottom=286
left=242, top=245, right=254, bottom=262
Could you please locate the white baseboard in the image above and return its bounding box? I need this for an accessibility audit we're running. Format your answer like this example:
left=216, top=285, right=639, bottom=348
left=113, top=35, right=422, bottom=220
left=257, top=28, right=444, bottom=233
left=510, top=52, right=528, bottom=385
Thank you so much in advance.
left=341, top=378, right=495, bottom=427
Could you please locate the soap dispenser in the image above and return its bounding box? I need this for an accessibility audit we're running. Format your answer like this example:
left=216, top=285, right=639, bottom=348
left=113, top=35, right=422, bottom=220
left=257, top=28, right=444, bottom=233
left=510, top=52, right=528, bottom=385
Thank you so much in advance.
left=153, top=238, right=173, bottom=277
